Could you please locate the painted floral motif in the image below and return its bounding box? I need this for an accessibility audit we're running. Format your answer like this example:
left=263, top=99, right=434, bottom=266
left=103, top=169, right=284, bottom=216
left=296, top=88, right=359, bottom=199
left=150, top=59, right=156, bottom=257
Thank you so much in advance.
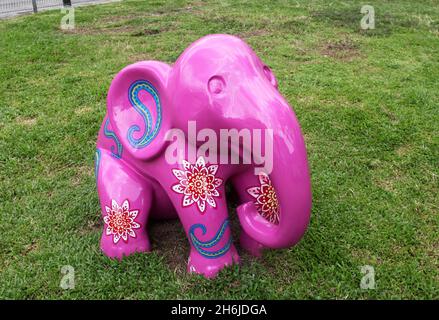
left=247, top=173, right=280, bottom=224
left=104, top=199, right=140, bottom=244
left=172, top=156, right=223, bottom=213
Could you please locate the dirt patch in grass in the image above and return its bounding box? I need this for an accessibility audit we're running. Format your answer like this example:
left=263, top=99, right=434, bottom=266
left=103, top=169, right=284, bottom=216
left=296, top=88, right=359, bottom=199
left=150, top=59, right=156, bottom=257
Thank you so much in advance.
left=77, top=165, right=93, bottom=176
left=375, top=178, right=395, bottom=193
left=65, top=25, right=136, bottom=36
left=75, top=106, right=92, bottom=115
left=320, top=38, right=360, bottom=61
left=351, top=247, right=383, bottom=265
left=277, top=17, right=310, bottom=34
left=16, top=116, right=37, bottom=126
left=426, top=241, right=438, bottom=261
left=380, top=106, right=399, bottom=124
left=79, top=218, right=103, bottom=236
left=128, top=53, right=154, bottom=63
left=71, top=165, right=94, bottom=186
left=149, top=219, right=188, bottom=274
left=238, top=29, right=270, bottom=40
left=98, top=14, right=142, bottom=24
left=130, top=27, right=169, bottom=37
left=96, top=2, right=205, bottom=24
left=21, top=241, right=39, bottom=256
left=395, top=144, right=412, bottom=157
left=62, top=2, right=203, bottom=37
left=152, top=2, right=205, bottom=16
left=373, top=168, right=405, bottom=193
left=66, top=25, right=172, bottom=37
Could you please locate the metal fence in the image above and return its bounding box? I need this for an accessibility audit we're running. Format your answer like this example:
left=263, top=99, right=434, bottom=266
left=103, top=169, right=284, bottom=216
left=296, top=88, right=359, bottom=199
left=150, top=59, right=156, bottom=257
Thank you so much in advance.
left=0, top=0, right=108, bottom=17
left=0, top=0, right=64, bottom=14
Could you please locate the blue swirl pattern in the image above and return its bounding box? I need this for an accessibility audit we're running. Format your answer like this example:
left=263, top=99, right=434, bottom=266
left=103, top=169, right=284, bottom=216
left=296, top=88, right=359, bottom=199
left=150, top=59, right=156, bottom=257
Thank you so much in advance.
left=127, top=80, right=162, bottom=149
left=94, top=148, right=101, bottom=183
left=104, top=118, right=123, bottom=159
left=189, top=219, right=232, bottom=259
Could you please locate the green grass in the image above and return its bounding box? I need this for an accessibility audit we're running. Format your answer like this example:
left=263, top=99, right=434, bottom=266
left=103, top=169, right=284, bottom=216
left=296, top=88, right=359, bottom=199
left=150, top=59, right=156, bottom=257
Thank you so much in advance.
left=0, top=0, right=438, bottom=299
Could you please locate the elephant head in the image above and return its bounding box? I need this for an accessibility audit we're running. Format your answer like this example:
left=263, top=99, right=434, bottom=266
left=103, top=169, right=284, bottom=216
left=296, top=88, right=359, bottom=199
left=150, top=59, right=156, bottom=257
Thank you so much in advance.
left=100, top=34, right=311, bottom=267
left=166, top=35, right=312, bottom=249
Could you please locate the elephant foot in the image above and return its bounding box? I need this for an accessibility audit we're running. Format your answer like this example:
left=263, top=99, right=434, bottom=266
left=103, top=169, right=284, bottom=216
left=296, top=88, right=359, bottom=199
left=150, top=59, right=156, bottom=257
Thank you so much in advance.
left=239, top=231, right=265, bottom=257
left=100, top=233, right=151, bottom=260
left=187, top=245, right=240, bottom=278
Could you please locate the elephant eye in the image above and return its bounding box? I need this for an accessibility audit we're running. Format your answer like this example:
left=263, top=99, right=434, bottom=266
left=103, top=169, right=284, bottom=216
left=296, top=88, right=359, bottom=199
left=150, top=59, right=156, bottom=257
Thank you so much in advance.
left=208, top=75, right=226, bottom=95
left=263, top=66, right=278, bottom=88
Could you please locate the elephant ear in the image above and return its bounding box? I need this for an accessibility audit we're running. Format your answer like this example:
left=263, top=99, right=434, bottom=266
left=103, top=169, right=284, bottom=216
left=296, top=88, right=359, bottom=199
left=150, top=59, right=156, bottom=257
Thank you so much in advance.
left=107, top=61, right=172, bottom=160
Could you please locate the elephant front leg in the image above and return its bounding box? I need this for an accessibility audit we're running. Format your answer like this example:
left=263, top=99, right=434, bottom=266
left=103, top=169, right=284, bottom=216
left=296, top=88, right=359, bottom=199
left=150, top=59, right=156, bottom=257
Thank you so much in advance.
left=186, top=215, right=239, bottom=278
left=96, top=149, right=153, bottom=259
left=166, top=157, right=239, bottom=278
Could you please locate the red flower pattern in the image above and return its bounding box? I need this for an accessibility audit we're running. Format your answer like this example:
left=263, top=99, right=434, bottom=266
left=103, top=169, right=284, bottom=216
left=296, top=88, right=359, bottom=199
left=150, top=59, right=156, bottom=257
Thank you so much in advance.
left=172, top=156, right=223, bottom=213
left=104, top=199, right=140, bottom=244
left=247, top=173, right=280, bottom=224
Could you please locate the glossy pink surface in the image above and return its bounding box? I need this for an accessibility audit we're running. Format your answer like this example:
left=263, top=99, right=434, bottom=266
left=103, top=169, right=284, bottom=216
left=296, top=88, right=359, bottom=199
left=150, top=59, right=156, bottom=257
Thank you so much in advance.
left=95, top=34, right=312, bottom=278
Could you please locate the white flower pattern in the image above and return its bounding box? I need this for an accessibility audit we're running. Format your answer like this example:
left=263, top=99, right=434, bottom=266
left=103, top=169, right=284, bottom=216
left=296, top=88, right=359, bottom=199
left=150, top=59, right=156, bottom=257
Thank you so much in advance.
left=172, top=156, right=223, bottom=213
left=104, top=199, right=141, bottom=244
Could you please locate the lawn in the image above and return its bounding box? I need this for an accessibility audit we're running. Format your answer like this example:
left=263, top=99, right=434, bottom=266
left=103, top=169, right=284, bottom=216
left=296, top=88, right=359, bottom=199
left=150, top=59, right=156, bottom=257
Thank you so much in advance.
left=0, top=0, right=438, bottom=299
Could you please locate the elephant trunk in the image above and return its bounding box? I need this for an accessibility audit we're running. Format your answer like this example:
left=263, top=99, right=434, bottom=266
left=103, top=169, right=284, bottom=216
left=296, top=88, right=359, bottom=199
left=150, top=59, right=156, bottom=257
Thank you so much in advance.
left=237, top=109, right=312, bottom=249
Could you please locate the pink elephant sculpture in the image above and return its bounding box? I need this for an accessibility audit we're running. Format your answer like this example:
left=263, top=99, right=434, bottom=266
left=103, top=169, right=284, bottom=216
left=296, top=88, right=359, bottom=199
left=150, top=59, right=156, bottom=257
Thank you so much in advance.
left=95, top=34, right=312, bottom=278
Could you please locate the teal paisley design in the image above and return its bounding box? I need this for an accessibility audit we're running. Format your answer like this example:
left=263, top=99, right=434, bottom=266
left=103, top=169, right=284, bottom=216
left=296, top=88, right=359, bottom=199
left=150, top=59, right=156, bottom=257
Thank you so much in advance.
left=127, top=80, right=162, bottom=149
left=189, top=219, right=232, bottom=259
left=94, top=148, right=101, bottom=183
left=104, top=118, right=123, bottom=159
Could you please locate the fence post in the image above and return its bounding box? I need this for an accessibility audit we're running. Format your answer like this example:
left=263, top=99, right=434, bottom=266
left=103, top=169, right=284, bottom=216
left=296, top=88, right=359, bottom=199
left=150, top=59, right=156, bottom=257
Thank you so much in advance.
left=32, top=0, right=37, bottom=13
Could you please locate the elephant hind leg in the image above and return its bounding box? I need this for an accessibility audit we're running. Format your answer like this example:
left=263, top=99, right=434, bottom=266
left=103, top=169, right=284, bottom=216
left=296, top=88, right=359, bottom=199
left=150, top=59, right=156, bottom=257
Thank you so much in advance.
left=96, top=148, right=153, bottom=259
